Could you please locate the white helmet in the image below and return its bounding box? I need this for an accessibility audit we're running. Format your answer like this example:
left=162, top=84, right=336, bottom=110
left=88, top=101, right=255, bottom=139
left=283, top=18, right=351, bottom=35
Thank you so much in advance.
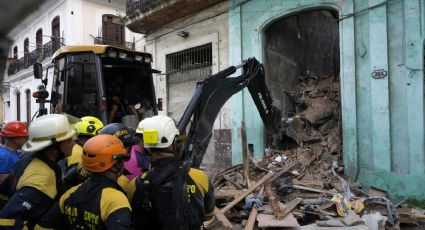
left=139, top=115, right=179, bottom=149
left=136, top=120, right=144, bottom=135
left=22, top=114, right=76, bottom=152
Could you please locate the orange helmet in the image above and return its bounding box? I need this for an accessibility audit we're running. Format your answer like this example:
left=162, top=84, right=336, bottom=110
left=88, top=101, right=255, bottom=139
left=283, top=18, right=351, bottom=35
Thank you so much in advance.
left=1, top=121, right=29, bottom=138
left=82, top=134, right=129, bottom=173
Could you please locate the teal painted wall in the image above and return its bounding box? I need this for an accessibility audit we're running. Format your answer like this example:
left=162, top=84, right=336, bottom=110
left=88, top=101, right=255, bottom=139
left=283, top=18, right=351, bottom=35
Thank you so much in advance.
left=229, top=0, right=425, bottom=199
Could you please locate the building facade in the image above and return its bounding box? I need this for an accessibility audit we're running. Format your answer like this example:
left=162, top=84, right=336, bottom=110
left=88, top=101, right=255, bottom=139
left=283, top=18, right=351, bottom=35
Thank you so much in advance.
left=2, top=0, right=144, bottom=123
left=229, top=0, right=425, bottom=199
left=128, top=0, right=425, bottom=199
left=126, top=0, right=231, bottom=167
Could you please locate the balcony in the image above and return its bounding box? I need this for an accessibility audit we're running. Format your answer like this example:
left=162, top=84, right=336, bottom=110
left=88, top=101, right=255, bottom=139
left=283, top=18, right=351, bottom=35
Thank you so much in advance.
left=93, top=37, right=135, bottom=50
left=126, top=0, right=225, bottom=34
left=7, top=39, right=63, bottom=76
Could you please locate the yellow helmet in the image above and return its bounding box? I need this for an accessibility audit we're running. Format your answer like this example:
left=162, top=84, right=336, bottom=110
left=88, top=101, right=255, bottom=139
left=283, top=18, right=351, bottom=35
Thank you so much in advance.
left=74, top=116, right=104, bottom=136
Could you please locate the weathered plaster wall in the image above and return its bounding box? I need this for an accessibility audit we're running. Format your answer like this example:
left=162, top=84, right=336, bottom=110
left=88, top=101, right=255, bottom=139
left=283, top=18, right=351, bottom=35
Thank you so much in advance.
left=230, top=0, right=425, bottom=199
left=145, top=1, right=231, bottom=166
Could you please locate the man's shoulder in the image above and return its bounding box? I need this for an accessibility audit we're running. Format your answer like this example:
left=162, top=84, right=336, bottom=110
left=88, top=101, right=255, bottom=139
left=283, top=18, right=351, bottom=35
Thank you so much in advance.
left=100, top=187, right=131, bottom=221
left=0, top=146, right=16, bottom=155
left=0, top=146, right=19, bottom=162
left=189, top=168, right=208, bottom=179
left=188, top=168, right=210, bottom=193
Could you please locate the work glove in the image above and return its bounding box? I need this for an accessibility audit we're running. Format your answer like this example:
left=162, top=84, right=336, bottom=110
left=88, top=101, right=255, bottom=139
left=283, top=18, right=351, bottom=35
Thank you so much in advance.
left=245, top=194, right=263, bottom=210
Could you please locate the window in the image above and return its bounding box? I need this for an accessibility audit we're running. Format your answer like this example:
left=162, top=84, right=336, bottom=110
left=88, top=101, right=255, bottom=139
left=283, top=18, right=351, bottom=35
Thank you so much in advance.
left=24, top=38, right=29, bottom=65
left=16, top=91, right=21, bottom=121
left=64, top=53, right=100, bottom=118
left=26, top=89, right=31, bottom=123
left=36, top=29, right=43, bottom=49
left=36, top=29, right=43, bottom=59
left=102, top=14, right=125, bottom=46
left=166, top=43, right=212, bottom=76
left=52, top=16, right=60, bottom=51
left=165, top=43, right=212, bottom=120
left=13, top=46, right=18, bottom=59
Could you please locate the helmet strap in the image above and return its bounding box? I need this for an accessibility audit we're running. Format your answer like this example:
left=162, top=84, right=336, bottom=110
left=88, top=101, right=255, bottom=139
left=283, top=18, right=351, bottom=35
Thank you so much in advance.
left=51, top=138, right=66, bottom=160
left=109, top=161, right=124, bottom=177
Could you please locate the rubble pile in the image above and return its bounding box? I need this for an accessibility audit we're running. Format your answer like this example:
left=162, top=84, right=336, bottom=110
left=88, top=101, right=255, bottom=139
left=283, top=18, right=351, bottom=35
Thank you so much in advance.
left=205, top=75, right=425, bottom=229
left=280, top=75, right=342, bottom=184
left=208, top=154, right=425, bottom=230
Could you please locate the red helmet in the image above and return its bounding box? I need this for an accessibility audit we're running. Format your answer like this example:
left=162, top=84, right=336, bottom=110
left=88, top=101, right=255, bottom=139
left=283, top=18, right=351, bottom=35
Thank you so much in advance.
left=0, top=121, right=29, bottom=138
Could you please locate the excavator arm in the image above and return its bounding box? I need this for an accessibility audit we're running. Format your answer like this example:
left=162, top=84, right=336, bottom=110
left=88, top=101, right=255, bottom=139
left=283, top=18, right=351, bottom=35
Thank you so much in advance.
left=178, top=58, right=281, bottom=168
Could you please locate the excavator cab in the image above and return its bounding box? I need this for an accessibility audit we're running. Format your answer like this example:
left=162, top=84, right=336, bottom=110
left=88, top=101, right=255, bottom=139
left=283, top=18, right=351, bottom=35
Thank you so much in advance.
left=33, top=45, right=158, bottom=128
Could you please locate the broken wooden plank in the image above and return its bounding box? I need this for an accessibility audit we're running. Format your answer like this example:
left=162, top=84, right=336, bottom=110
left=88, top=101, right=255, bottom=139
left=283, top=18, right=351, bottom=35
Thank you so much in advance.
left=285, top=192, right=323, bottom=200
left=207, top=162, right=299, bottom=228
left=270, top=161, right=300, bottom=182
left=244, top=206, right=258, bottom=230
left=265, top=182, right=283, bottom=220
left=241, top=122, right=251, bottom=188
left=367, top=187, right=388, bottom=197
left=204, top=172, right=274, bottom=229
left=397, top=208, right=425, bottom=219
left=221, top=171, right=274, bottom=213
left=205, top=207, right=233, bottom=230
left=215, top=190, right=243, bottom=200
left=214, top=207, right=233, bottom=229
left=281, top=198, right=303, bottom=219
left=245, top=186, right=265, bottom=230
left=293, top=185, right=336, bottom=195
left=314, top=203, right=334, bottom=213
left=300, top=151, right=322, bottom=174
left=223, top=174, right=244, bottom=190
left=293, top=179, right=325, bottom=188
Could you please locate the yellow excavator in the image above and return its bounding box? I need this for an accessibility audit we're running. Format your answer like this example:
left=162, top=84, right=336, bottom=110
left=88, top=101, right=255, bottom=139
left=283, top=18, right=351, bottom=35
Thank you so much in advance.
left=33, top=45, right=280, bottom=168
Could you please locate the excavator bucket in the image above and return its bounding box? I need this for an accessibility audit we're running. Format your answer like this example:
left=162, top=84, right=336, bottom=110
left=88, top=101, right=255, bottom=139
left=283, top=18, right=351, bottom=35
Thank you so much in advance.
left=178, top=58, right=280, bottom=168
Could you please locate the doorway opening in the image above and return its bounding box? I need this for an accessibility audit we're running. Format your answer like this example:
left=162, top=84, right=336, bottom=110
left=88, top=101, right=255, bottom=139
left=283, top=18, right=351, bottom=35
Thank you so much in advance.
left=264, top=10, right=341, bottom=181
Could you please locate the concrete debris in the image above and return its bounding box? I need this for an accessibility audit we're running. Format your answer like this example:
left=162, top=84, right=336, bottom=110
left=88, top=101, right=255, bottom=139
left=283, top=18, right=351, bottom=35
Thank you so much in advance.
left=206, top=74, right=425, bottom=229
left=300, top=224, right=369, bottom=230
left=362, top=212, right=387, bottom=230
left=207, top=147, right=425, bottom=230
left=257, top=213, right=300, bottom=228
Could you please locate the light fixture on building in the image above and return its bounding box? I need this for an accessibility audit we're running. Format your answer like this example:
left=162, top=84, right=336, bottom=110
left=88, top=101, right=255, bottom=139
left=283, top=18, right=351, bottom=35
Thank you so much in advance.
left=177, top=31, right=189, bottom=38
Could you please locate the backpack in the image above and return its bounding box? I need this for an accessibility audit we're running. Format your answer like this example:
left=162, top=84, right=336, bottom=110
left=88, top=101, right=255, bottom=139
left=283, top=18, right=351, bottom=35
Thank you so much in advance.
left=133, top=160, right=191, bottom=230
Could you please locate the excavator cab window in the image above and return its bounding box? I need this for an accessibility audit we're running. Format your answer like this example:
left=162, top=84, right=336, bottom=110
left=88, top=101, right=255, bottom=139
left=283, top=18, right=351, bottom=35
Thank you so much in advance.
left=49, top=48, right=158, bottom=125
left=102, top=57, right=156, bottom=124
left=62, top=53, right=100, bottom=118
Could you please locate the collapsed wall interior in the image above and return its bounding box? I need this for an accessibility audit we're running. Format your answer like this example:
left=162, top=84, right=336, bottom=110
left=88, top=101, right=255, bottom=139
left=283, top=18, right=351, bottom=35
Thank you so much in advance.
left=263, top=10, right=342, bottom=181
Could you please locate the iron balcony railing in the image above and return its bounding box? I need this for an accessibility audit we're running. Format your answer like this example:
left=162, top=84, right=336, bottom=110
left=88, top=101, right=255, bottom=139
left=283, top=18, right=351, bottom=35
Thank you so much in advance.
left=93, top=37, right=135, bottom=50
left=7, top=38, right=63, bottom=76
left=126, top=0, right=154, bottom=14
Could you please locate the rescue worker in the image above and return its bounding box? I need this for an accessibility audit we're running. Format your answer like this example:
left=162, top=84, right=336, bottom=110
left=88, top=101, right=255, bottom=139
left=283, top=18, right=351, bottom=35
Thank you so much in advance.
left=99, top=123, right=138, bottom=149
left=107, top=77, right=139, bottom=123
left=0, top=121, right=28, bottom=181
left=63, top=116, right=104, bottom=187
left=0, top=121, right=29, bottom=208
left=124, top=121, right=150, bottom=180
left=0, top=114, right=76, bottom=229
left=35, top=134, right=133, bottom=230
left=126, top=115, right=215, bottom=230
left=99, top=123, right=139, bottom=190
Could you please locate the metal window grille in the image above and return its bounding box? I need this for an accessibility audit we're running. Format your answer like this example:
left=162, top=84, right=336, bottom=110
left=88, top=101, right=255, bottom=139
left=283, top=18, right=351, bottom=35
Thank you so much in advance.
left=16, top=92, right=20, bottom=121
left=166, top=43, right=212, bottom=83
left=26, top=90, right=31, bottom=123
